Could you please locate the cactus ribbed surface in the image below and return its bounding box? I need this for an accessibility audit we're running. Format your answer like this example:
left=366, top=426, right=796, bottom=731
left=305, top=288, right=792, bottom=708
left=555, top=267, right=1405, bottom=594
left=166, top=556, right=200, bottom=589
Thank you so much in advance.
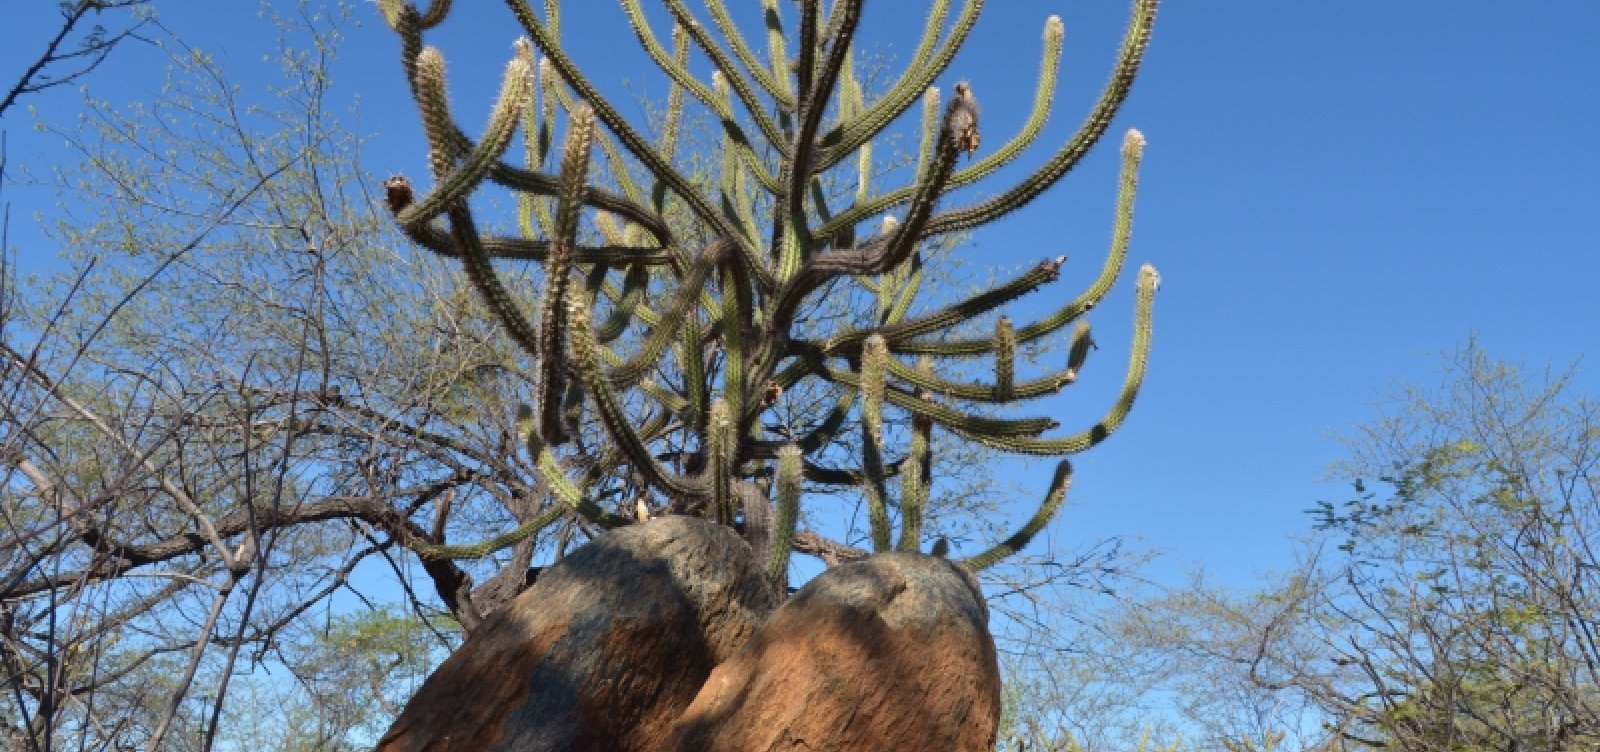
left=381, top=0, right=1163, bottom=577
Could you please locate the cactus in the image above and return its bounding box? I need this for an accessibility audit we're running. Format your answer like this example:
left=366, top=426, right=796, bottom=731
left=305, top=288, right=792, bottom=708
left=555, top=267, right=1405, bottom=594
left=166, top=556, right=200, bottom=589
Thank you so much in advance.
left=381, top=0, right=1162, bottom=577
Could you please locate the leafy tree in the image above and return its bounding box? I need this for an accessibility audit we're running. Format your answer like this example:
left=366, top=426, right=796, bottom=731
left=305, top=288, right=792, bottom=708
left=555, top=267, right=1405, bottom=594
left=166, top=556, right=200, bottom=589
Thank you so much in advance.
left=1086, top=343, right=1600, bottom=752
left=1300, top=342, right=1600, bottom=750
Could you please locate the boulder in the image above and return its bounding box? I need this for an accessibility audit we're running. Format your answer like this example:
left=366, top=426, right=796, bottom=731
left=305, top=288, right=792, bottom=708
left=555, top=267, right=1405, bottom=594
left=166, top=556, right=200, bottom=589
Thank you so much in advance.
left=375, top=516, right=777, bottom=752
left=652, top=552, right=1001, bottom=752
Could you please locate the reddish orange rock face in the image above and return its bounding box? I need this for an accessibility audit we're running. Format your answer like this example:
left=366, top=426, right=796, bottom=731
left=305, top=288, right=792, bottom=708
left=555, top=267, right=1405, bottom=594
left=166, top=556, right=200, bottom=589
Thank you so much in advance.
left=375, top=517, right=777, bottom=752
left=652, top=553, right=1001, bottom=752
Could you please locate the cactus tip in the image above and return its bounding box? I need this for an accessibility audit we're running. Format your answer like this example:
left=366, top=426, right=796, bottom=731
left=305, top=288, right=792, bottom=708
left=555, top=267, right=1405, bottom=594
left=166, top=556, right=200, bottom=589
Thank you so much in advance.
left=1123, top=128, right=1147, bottom=158
left=1139, top=263, right=1161, bottom=291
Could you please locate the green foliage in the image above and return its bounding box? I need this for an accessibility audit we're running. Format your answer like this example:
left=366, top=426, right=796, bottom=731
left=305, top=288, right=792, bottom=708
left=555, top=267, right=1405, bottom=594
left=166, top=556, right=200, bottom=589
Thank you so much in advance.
left=1050, top=342, right=1600, bottom=752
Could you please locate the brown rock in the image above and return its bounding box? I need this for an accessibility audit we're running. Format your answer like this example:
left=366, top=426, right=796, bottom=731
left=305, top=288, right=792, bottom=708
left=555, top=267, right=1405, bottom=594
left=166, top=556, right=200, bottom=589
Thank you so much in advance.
left=375, top=516, right=777, bottom=752
left=653, top=553, right=1001, bottom=752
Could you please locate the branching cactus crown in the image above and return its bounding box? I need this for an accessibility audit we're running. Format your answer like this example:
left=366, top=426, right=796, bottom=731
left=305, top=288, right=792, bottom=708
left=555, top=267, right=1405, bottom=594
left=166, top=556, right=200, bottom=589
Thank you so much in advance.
left=377, top=0, right=1161, bottom=587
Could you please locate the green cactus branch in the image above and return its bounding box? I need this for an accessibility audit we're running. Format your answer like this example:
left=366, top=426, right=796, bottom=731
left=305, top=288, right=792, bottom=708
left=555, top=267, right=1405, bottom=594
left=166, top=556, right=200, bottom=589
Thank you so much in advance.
left=407, top=503, right=566, bottom=561
left=779, top=0, right=862, bottom=255
left=385, top=0, right=1163, bottom=578
left=660, top=0, right=789, bottom=154
left=815, top=14, right=1062, bottom=242
left=893, top=128, right=1143, bottom=358
left=860, top=335, right=893, bottom=551
left=769, top=81, right=967, bottom=332
left=759, top=0, right=790, bottom=98
left=593, top=263, right=651, bottom=342
left=923, top=0, right=1157, bottom=236
left=704, top=0, right=795, bottom=109
left=602, top=238, right=729, bottom=388
left=817, top=361, right=1060, bottom=439
left=399, top=226, right=675, bottom=266
left=768, top=443, right=803, bottom=586
left=504, top=0, right=774, bottom=289
left=814, top=0, right=978, bottom=168
left=517, top=406, right=633, bottom=526
left=897, top=365, right=934, bottom=552
left=960, top=460, right=1071, bottom=571
left=621, top=0, right=787, bottom=161
left=570, top=295, right=712, bottom=501
left=821, top=256, right=1065, bottom=357
left=949, top=263, right=1158, bottom=456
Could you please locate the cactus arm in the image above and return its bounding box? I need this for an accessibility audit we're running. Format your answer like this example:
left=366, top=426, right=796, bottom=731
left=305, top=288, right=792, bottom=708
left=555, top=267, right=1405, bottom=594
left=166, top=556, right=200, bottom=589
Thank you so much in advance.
left=860, top=335, right=893, bottom=551
left=876, top=254, right=1062, bottom=345
left=770, top=0, right=822, bottom=271
left=708, top=399, right=736, bottom=524
left=637, top=377, right=690, bottom=417
left=913, top=86, right=941, bottom=184
left=768, top=444, right=803, bottom=589
left=896, top=364, right=934, bottom=552
left=660, top=24, right=689, bottom=161
left=677, top=313, right=709, bottom=432
left=445, top=201, right=544, bottom=360
left=552, top=105, right=594, bottom=241
left=959, top=460, right=1071, bottom=570
left=487, top=165, right=670, bottom=245
left=537, top=57, right=558, bottom=170
left=819, top=15, right=1062, bottom=240
left=604, top=239, right=727, bottom=388
left=795, top=255, right=1061, bottom=358
left=703, top=0, right=795, bottom=108
left=803, top=83, right=964, bottom=279
left=813, top=0, right=971, bottom=165
left=533, top=105, right=594, bottom=444
left=883, top=250, right=926, bottom=325
left=620, top=0, right=786, bottom=160
left=394, top=33, right=671, bottom=246
left=770, top=86, right=964, bottom=334
left=894, top=128, right=1142, bottom=357
left=512, top=406, right=631, bottom=527
left=768, top=0, right=858, bottom=264
left=711, top=74, right=767, bottom=252
left=399, top=223, right=675, bottom=266
left=660, top=0, right=789, bottom=154
left=923, top=0, right=1157, bottom=236
left=953, top=263, right=1157, bottom=455
left=408, top=503, right=568, bottom=560
left=505, top=0, right=771, bottom=287
left=720, top=254, right=754, bottom=427
left=879, top=351, right=1073, bottom=403
left=519, top=59, right=548, bottom=240
left=398, top=49, right=532, bottom=229
left=760, top=0, right=791, bottom=100
left=570, top=296, right=712, bottom=500
left=537, top=233, right=573, bottom=443
left=544, top=63, right=656, bottom=210
left=1065, top=320, right=1095, bottom=382
left=600, top=276, right=662, bottom=329
left=594, top=263, right=651, bottom=343
left=819, top=363, right=1058, bottom=438
left=994, top=315, right=1017, bottom=401
left=542, top=0, right=559, bottom=36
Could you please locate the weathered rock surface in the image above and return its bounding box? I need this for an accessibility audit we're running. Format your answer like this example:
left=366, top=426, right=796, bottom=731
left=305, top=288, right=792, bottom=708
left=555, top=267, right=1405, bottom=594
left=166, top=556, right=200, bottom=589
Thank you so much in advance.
left=652, top=553, right=1001, bottom=752
left=375, top=516, right=777, bottom=752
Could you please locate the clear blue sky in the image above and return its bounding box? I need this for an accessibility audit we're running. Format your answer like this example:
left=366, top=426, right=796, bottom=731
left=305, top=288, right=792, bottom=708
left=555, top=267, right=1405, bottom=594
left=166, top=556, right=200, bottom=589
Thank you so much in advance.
left=4, top=1, right=1598, bottom=590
